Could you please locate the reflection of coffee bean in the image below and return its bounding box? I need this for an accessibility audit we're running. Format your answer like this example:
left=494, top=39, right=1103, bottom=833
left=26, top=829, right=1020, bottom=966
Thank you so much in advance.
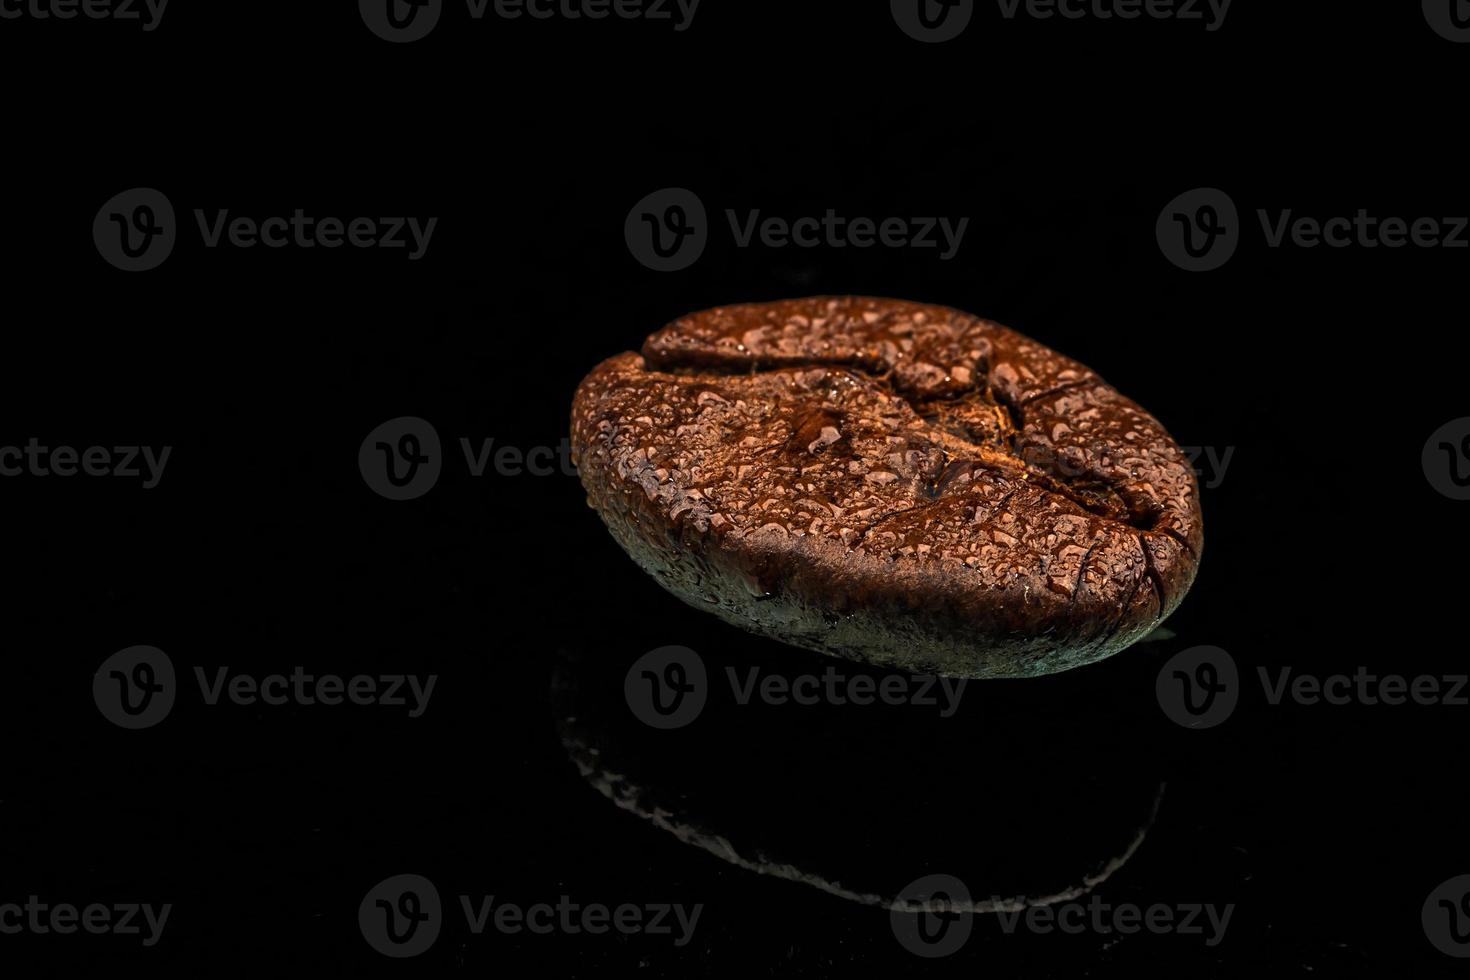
left=572, top=297, right=1203, bottom=678
left=553, top=644, right=1165, bottom=917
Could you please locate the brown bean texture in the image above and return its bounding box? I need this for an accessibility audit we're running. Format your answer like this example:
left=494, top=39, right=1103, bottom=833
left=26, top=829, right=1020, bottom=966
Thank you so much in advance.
left=571, top=297, right=1203, bottom=678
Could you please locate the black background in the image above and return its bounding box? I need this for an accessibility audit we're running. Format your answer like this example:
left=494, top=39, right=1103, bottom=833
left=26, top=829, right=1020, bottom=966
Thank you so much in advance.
left=2, top=1, right=1467, bottom=975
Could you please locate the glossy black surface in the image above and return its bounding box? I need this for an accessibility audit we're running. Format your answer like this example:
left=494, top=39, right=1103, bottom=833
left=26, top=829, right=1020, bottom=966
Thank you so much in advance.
left=2, top=3, right=1467, bottom=975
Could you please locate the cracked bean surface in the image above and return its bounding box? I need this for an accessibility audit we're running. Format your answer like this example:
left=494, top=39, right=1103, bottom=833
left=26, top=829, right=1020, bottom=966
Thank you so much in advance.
left=572, top=297, right=1203, bottom=678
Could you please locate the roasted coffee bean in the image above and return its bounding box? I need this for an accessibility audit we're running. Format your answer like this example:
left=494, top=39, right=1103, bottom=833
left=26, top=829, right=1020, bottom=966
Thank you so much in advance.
left=571, top=297, right=1203, bottom=678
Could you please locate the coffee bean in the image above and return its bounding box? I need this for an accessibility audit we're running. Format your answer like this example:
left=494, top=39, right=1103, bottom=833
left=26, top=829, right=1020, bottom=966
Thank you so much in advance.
left=571, top=297, right=1203, bottom=679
